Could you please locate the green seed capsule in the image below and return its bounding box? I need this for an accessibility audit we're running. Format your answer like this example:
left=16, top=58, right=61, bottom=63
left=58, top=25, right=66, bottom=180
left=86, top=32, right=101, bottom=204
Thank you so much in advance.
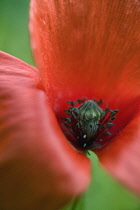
left=62, top=98, right=118, bottom=150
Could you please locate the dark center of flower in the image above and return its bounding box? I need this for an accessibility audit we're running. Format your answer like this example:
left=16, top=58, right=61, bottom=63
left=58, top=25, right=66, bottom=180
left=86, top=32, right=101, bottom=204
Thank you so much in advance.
left=62, top=98, right=118, bottom=151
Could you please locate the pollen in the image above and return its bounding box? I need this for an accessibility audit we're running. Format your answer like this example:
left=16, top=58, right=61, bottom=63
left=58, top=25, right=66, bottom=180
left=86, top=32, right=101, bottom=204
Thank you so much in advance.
left=62, top=98, right=118, bottom=151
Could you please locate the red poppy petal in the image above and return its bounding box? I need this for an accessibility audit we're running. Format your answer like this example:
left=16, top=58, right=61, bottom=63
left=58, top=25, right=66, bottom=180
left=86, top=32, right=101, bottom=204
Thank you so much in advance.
left=0, top=51, right=90, bottom=210
left=29, top=0, right=140, bottom=195
left=96, top=112, right=140, bottom=195
left=29, top=0, right=140, bottom=111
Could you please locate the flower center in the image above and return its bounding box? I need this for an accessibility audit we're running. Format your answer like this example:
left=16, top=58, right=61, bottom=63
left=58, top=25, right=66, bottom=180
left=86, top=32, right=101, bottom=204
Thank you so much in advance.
left=62, top=98, right=118, bottom=151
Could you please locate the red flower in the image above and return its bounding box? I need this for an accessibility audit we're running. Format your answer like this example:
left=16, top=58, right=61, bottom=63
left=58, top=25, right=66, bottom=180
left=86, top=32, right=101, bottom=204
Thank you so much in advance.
left=0, top=0, right=140, bottom=209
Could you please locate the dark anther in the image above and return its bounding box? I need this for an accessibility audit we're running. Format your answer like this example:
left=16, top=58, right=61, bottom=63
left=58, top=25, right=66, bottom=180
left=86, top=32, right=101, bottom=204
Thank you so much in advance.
left=61, top=98, right=118, bottom=151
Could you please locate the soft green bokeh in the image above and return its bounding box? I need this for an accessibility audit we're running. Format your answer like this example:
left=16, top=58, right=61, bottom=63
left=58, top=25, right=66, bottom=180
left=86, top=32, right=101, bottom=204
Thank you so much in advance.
left=0, top=1, right=140, bottom=210
left=64, top=154, right=140, bottom=210
left=0, top=0, right=34, bottom=65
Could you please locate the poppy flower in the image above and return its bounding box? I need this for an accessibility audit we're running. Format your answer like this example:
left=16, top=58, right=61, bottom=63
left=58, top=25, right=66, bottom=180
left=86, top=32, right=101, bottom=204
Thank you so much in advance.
left=0, top=0, right=140, bottom=209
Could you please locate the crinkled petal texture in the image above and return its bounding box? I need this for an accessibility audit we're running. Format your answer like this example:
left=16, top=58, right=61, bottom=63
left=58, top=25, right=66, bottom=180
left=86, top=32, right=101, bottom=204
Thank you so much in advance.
left=29, top=0, right=140, bottom=194
left=0, top=51, right=90, bottom=210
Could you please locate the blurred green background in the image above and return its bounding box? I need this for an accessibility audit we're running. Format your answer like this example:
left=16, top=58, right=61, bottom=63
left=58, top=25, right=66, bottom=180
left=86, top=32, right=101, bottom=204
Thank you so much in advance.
left=0, top=0, right=140, bottom=210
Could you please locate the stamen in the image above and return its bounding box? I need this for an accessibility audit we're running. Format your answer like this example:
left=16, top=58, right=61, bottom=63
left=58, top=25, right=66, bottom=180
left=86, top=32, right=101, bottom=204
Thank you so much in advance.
left=62, top=98, right=118, bottom=151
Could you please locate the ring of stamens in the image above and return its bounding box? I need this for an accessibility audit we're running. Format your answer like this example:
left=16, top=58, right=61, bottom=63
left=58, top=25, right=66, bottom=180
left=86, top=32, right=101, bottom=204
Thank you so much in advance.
left=62, top=98, right=118, bottom=150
